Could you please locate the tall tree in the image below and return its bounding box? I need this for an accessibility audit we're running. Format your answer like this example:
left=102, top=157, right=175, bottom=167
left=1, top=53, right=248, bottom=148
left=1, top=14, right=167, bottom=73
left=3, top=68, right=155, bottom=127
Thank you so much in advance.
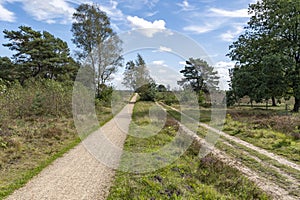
left=228, top=0, right=300, bottom=111
left=2, top=26, right=77, bottom=83
left=71, top=3, right=123, bottom=98
left=122, top=54, right=154, bottom=91
left=178, top=58, right=219, bottom=93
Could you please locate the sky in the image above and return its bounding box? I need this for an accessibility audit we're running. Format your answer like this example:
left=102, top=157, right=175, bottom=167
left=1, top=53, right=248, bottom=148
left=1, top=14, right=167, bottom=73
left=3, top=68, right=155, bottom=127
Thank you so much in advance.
left=0, top=0, right=257, bottom=90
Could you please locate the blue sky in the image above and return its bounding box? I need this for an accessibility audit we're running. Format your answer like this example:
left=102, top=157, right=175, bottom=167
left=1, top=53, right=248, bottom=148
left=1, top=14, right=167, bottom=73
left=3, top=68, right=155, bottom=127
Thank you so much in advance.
left=0, top=0, right=256, bottom=90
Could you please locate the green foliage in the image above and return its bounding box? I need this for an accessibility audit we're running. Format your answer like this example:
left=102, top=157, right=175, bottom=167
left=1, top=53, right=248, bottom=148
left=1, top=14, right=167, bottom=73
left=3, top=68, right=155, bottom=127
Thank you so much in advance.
left=122, top=54, right=154, bottom=91
left=108, top=101, right=269, bottom=200
left=136, top=82, right=156, bottom=101
left=178, top=58, right=219, bottom=94
left=97, top=84, right=113, bottom=105
left=0, top=57, right=17, bottom=82
left=2, top=26, right=78, bottom=83
left=225, top=90, right=236, bottom=107
left=156, top=91, right=179, bottom=105
left=228, top=0, right=300, bottom=112
left=71, top=3, right=123, bottom=97
left=0, top=79, right=73, bottom=118
left=71, top=3, right=113, bottom=59
left=157, top=84, right=167, bottom=92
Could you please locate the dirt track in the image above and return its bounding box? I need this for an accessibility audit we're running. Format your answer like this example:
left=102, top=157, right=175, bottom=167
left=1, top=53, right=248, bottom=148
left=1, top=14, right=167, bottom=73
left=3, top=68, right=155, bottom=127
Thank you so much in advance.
left=5, top=94, right=137, bottom=200
left=160, top=103, right=300, bottom=200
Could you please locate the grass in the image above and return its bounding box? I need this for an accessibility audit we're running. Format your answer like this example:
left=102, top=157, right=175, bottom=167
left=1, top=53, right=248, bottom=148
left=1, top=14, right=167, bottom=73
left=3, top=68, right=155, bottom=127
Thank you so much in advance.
left=223, top=112, right=300, bottom=164
left=107, top=101, right=269, bottom=200
left=0, top=86, right=132, bottom=200
left=163, top=103, right=300, bottom=197
left=165, top=102, right=300, bottom=165
left=0, top=105, right=115, bottom=200
left=215, top=141, right=300, bottom=197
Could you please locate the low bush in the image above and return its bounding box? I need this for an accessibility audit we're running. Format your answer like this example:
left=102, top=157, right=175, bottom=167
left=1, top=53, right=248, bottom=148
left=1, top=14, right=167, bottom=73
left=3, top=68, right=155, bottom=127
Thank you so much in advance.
left=0, top=79, right=73, bottom=118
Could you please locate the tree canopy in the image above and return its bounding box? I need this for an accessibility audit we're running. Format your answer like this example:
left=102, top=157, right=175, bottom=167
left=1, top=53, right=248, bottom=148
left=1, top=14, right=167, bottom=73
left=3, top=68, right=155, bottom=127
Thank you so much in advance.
left=122, top=54, right=154, bottom=91
left=71, top=3, right=123, bottom=98
left=2, top=26, right=78, bottom=83
left=122, top=54, right=156, bottom=101
left=228, top=0, right=300, bottom=111
left=178, top=58, right=219, bottom=94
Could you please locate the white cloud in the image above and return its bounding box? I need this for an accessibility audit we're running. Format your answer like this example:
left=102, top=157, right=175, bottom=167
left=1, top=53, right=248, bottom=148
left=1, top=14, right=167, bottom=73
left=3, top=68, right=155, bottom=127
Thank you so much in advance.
left=177, top=0, right=196, bottom=11
left=159, top=46, right=172, bottom=52
left=99, top=1, right=125, bottom=21
left=214, top=61, right=235, bottom=90
left=0, top=0, right=124, bottom=25
left=121, top=0, right=159, bottom=10
left=179, top=61, right=186, bottom=65
left=209, top=8, right=250, bottom=18
left=0, top=3, right=15, bottom=22
left=152, top=60, right=165, bottom=65
left=183, top=25, right=214, bottom=34
left=25, top=0, right=76, bottom=24
left=145, top=11, right=158, bottom=17
left=1, top=0, right=77, bottom=24
left=220, top=25, right=244, bottom=42
left=127, top=16, right=166, bottom=37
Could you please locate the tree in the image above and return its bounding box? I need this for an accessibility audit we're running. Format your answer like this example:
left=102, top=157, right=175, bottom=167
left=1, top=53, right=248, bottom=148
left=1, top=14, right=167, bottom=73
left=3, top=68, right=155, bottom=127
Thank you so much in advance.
left=157, top=84, right=167, bottom=92
left=0, top=57, right=17, bottom=82
left=122, top=54, right=156, bottom=101
left=71, top=3, right=123, bottom=98
left=178, top=58, right=219, bottom=93
left=122, top=54, right=154, bottom=91
left=228, top=0, right=300, bottom=111
left=2, top=26, right=78, bottom=83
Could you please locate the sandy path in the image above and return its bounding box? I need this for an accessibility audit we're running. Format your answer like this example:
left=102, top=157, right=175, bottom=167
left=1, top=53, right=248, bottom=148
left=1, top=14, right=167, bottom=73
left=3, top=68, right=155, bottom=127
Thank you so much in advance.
left=6, top=94, right=137, bottom=200
left=163, top=103, right=300, bottom=171
left=178, top=118, right=297, bottom=200
left=159, top=103, right=299, bottom=199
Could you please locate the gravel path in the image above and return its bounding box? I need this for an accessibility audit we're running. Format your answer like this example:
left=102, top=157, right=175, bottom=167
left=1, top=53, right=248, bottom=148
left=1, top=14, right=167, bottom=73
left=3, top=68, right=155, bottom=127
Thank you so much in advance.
left=6, top=94, right=137, bottom=200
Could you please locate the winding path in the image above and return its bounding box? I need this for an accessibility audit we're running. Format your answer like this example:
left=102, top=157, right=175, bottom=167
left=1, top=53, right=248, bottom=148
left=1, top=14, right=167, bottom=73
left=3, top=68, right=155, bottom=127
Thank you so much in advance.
left=6, top=94, right=137, bottom=200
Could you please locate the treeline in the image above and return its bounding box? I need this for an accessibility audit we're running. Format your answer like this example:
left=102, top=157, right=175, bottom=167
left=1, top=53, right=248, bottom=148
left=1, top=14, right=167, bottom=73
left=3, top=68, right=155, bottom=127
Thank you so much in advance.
left=227, top=0, right=300, bottom=112
left=0, top=3, right=124, bottom=119
left=122, top=54, right=220, bottom=105
left=0, top=2, right=222, bottom=116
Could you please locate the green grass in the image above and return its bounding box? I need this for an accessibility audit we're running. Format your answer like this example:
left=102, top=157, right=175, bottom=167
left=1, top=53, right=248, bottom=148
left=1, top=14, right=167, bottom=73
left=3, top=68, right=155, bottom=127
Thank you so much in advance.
left=166, top=103, right=300, bottom=165
left=0, top=107, right=114, bottom=200
left=223, top=114, right=300, bottom=164
left=107, top=101, right=269, bottom=200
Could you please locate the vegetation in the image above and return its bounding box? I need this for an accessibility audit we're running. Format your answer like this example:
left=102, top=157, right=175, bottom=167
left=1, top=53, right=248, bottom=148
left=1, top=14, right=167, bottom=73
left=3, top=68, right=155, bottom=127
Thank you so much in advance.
left=123, top=54, right=156, bottom=101
left=0, top=3, right=125, bottom=198
left=178, top=58, right=219, bottom=94
left=71, top=3, right=123, bottom=98
left=1, top=26, right=79, bottom=84
left=107, top=101, right=269, bottom=199
left=224, top=109, right=300, bottom=164
left=227, top=0, right=300, bottom=112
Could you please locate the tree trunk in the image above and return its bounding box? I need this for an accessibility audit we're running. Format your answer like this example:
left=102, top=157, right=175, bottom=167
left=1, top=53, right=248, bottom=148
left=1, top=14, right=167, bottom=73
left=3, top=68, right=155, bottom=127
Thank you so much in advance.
left=271, top=96, right=277, bottom=106
left=292, top=97, right=300, bottom=112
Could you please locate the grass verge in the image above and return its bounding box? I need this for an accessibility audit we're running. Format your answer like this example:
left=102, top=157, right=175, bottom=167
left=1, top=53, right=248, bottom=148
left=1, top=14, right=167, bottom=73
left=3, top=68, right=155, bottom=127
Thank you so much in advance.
left=0, top=108, right=113, bottom=199
left=107, top=101, right=269, bottom=200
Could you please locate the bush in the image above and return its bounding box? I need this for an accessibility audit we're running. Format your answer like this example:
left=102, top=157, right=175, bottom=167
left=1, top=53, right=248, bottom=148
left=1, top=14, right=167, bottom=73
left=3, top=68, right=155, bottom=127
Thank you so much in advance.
left=136, top=83, right=156, bottom=101
left=97, top=84, right=113, bottom=105
left=155, top=91, right=178, bottom=105
left=0, top=79, right=73, bottom=118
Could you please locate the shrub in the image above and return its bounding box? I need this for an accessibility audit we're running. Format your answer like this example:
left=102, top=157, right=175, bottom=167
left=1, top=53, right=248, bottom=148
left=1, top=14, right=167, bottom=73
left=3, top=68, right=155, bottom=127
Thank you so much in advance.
left=97, top=84, right=113, bottom=106
left=0, top=79, right=73, bottom=118
left=155, top=91, right=178, bottom=105
left=136, top=83, right=156, bottom=101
